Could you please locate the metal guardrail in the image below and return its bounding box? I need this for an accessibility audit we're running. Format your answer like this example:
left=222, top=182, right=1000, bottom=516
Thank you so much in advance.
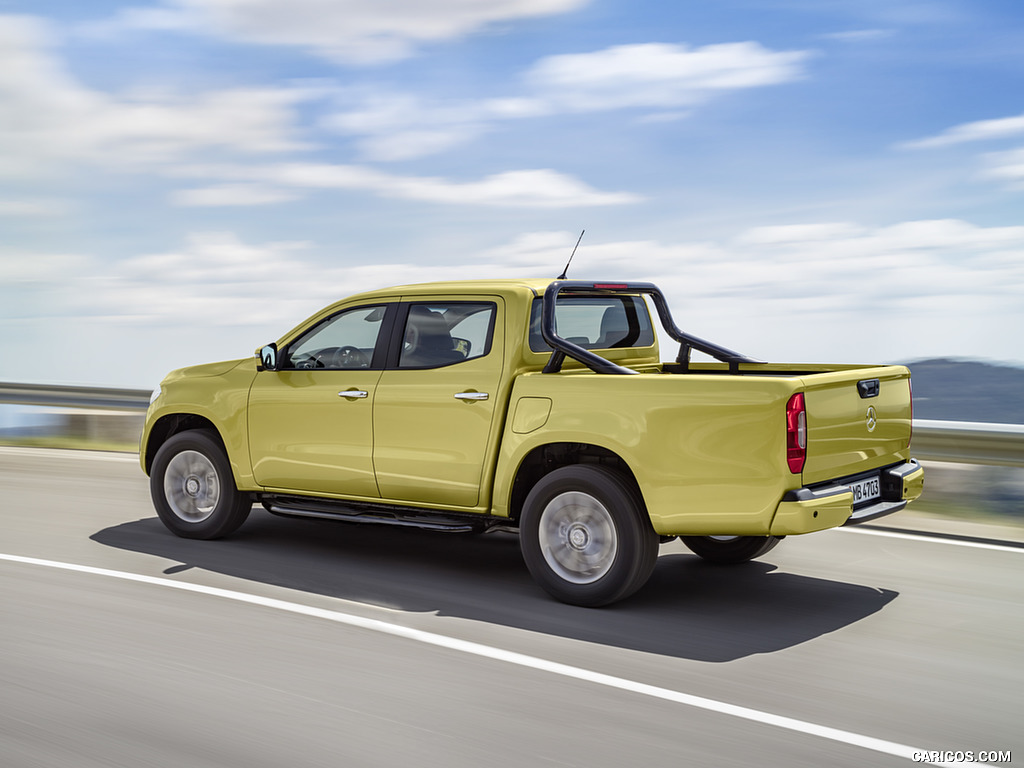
left=1, top=382, right=1023, bottom=467
left=0, top=382, right=151, bottom=411
left=912, top=420, right=1024, bottom=468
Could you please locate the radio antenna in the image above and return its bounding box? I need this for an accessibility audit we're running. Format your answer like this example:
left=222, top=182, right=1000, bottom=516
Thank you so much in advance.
left=558, top=229, right=585, bottom=280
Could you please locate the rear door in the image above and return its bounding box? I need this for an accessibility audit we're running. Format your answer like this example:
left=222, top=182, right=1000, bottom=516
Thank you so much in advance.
left=372, top=297, right=505, bottom=508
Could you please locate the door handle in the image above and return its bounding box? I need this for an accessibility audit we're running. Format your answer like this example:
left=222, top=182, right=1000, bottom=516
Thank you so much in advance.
left=338, top=390, right=368, bottom=399
left=454, top=392, right=489, bottom=401
left=857, top=379, right=880, bottom=398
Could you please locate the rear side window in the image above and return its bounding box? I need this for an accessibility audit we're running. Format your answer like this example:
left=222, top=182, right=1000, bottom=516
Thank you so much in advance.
left=399, top=302, right=496, bottom=369
left=528, top=296, right=655, bottom=353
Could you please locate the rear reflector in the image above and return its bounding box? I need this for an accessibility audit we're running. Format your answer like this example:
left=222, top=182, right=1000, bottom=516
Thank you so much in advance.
left=786, top=393, right=807, bottom=474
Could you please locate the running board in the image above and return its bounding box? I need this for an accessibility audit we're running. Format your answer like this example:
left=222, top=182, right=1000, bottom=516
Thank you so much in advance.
left=261, top=494, right=507, bottom=534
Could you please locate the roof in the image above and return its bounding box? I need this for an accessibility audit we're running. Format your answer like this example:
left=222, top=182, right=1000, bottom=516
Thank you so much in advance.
left=343, top=277, right=557, bottom=303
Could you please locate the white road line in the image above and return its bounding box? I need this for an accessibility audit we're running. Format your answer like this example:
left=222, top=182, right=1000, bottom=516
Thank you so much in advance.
left=1, top=553, right=962, bottom=767
left=835, top=526, right=1024, bottom=554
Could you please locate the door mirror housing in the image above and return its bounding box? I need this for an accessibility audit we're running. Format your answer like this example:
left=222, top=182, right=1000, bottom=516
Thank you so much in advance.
left=257, top=343, right=278, bottom=371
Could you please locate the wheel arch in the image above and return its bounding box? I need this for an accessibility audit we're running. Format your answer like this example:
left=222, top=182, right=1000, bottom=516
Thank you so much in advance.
left=507, top=441, right=645, bottom=525
left=143, top=413, right=225, bottom=474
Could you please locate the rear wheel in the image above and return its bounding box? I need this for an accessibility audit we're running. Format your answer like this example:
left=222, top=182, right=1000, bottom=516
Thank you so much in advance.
left=520, top=465, right=659, bottom=607
left=150, top=430, right=252, bottom=539
left=681, top=535, right=782, bottom=564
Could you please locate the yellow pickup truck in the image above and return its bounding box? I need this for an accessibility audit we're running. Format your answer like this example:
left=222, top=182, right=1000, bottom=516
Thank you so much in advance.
left=142, top=279, right=923, bottom=606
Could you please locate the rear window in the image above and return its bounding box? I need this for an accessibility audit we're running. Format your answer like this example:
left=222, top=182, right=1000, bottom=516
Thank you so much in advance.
left=528, top=296, right=655, bottom=353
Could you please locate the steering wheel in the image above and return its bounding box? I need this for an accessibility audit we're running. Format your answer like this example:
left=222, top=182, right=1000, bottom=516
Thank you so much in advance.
left=292, top=353, right=319, bottom=370
left=323, top=345, right=370, bottom=369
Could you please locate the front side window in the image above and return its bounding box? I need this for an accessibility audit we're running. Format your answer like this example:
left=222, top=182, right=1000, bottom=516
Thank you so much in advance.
left=399, top=302, right=495, bottom=369
left=285, top=305, right=387, bottom=369
left=528, top=296, right=655, bottom=353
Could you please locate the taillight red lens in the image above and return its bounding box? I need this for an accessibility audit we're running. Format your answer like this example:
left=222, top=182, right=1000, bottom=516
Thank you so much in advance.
left=908, top=378, right=914, bottom=447
left=786, top=392, right=806, bottom=474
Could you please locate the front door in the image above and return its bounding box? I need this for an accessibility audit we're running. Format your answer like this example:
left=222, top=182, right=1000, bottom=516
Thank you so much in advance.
left=373, top=299, right=504, bottom=508
left=248, top=304, right=391, bottom=498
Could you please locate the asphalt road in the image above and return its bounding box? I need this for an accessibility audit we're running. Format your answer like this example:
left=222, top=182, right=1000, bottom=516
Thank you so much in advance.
left=1, top=448, right=1020, bottom=768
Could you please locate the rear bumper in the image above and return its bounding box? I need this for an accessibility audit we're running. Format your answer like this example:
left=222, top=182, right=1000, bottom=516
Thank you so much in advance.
left=844, top=459, right=924, bottom=525
left=770, top=459, right=924, bottom=535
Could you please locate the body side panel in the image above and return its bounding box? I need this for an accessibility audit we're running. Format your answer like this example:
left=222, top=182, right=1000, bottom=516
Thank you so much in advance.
left=492, top=372, right=802, bottom=535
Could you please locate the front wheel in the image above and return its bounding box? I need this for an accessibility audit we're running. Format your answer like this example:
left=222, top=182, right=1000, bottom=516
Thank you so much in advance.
left=150, top=430, right=252, bottom=539
left=520, top=465, right=659, bottom=607
left=681, top=535, right=782, bottom=564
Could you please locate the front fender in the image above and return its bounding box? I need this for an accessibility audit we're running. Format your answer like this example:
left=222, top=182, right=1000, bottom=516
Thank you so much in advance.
left=141, top=358, right=259, bottom=489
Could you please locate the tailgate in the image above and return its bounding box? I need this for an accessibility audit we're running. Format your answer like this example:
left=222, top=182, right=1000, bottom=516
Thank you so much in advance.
left=801, top=365, right=913, bottom=485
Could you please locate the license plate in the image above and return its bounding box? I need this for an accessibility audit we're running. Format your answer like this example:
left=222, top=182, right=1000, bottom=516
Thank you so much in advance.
left=848, top=475, right=881, bottom=506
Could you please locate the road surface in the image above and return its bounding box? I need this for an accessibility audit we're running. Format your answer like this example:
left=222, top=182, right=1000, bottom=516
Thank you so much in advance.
left=1, top=448, right=1020, bottom=767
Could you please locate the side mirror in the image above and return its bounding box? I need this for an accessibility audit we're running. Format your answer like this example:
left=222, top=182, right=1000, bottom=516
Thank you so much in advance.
left=257, top=343, right=278, bottom=371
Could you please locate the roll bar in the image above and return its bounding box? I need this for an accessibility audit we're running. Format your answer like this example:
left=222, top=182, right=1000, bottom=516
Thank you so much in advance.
left=541, top=281, right=764, bottom=375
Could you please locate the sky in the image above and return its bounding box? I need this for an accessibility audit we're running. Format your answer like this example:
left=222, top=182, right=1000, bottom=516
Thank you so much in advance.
left=1, top=0, right=1023, bottom=389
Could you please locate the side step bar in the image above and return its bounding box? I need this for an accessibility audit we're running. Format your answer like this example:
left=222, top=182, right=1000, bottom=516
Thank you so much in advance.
left=260, top=494, right=512, bottom=534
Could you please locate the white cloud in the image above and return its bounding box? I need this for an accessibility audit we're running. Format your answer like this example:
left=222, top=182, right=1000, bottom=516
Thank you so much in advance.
left=736, top=223, right=867, bottom=246
left=0, top=251, right=89, bottom=282
left=172, top=163, right=641, bottom=207
left=982, top=147, right=1024, bottom=186
left=472, top=220, right=1024, bottom=307
left=6, top=218, right=1023, bottom=387
left=0, top=199, right=68, bottom=217
left=12, top=222, right=1022, bottom=332
left=383, top=168, right=640, bottom=207
left=819, top=29, right=894, bottom=42
left=322, top=93, right=504, bottom=161
left=73, top=233, right=319, bottom=327
left=1, top=15, right=636, bottom=209
left=325, top=41, right=810, bottom=161
left=356, top=128, right=482, bottom=163
left=171, top=183, right=302, bottom=206
left=740, top=219, right=1024, bottom=260
left=47, top=232, right=539, bottom=329
left=525, top=42, right=811, bottom=111
left=901, top=112, right=1024, bottom=191
left=483, top=221, right=1024, bottom=364
left=96, top=0, right=589, bottom=64
left=635, top=110, right=690, bottom=125
left=903, top=113, right=1024, bottom=149
left=0, top=14, right=311, bottom=178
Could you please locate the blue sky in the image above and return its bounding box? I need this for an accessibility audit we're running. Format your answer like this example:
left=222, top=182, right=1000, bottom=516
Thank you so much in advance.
left=1, top=0, right=1023, bottom=388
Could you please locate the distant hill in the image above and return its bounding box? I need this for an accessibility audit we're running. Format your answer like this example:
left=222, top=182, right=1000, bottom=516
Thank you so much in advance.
left=902, top=358, right=1024, bottom=424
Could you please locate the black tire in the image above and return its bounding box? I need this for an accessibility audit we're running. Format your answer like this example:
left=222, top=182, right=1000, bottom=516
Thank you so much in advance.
left=150, top=430, right=252, bottom=540
left=520, top=465, right=659, bottom=607
left=681, top=535, right=782, bottom=564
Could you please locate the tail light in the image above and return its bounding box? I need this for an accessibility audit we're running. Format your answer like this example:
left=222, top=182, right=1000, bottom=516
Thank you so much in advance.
left=908, top=378, right=914, bottom=447
left=786, top=392, right=806, bottom=474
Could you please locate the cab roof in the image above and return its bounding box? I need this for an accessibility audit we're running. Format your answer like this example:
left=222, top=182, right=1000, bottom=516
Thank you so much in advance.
left=342, top=278, right=558, bottom=303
